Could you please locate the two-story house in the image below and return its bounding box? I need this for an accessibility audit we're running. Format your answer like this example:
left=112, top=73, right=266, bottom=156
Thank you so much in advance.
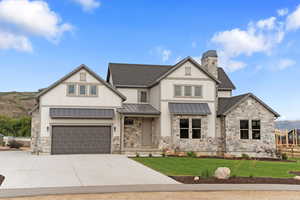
left=31, top=50, right=280, bottom=157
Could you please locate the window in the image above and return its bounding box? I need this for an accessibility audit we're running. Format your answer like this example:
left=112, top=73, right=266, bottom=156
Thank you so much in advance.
left=174, top=85, right=182, bottom=97
left=90, top=85, right=98, bottom=96
left=240, top=120, right=249, bottom=139
left=194, top=86, right=202, bottom=97
left=124, top=118, right=134, bottom=125
left=67, top=84, right=76, bottom=95
left=80, top=72, right=86, bottom=81
left=192, top=119, right=201, bottom=139
left=180, top=119, right=189, bottom=139
left=252, top=120, right=261, bottom=140
left=184, top=86, right=192, bottom=96
left=139, top=91, right=148, bottom=103
left=185, top=66, right=191, bottom=76
left=79, top=85, right=87, bottom=96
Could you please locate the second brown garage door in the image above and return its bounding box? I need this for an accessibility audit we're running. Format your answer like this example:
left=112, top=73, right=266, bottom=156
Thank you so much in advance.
left=51, top=126, right=111, bottom=155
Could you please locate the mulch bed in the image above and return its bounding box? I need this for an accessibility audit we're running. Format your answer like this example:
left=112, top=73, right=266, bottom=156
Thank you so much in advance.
left=166, top=155, right=295, bottom=162
left=170, top=176, right=300, bottom=184
left=0, top=175, right=4, bottom=186
left=290, top=171, right=300, bottom=176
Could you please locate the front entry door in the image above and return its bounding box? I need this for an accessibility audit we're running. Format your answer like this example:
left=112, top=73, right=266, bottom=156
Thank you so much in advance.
left=142, top=118, right=152, bottom=146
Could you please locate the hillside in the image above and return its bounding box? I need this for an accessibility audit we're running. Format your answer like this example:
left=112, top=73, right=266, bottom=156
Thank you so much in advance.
left=275, top=120, right=300, bottom=130
left=0, top=92, right=37, bottom=118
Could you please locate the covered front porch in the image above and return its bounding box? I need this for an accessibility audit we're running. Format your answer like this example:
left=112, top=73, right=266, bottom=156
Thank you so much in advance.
left=117, top=104, right=161, bottom=154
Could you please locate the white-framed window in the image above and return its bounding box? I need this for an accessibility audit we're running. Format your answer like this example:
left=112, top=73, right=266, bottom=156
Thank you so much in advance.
left=252, top=120, right=261, bottom=140
left=80, top=72, right=86, bottom=81
left=79, top=85, right=87, bottom=96
left=67, top=84, right=76, bottom=96
left=89, top=85, right=98, bottom=96
left=192, top=119, right=201, bottom=139
left=185, top=66, right=191, bottom=76
left=139, top=91, right=148, bottom=103
left=184, top=86, right=192, bottom=96
left=194, top=86, right=202, bottom=97
left=240, top=120, right=249, bottom=139
left=174, top=85, right=182, bottom=97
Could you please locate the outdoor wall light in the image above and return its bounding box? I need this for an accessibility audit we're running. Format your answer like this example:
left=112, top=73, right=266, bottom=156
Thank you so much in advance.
left=46, top=126, right=49, bottom=132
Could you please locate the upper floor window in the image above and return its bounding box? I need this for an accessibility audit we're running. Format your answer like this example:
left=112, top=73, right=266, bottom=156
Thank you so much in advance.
left=80, top=72, right=86, bottom=81
left=89, top=85, right=98, bottom=96
left=67, top=84, right=76, bottom=96
left=79, top=85, right=87, bottom=96
left=185, top=66, right=191, bottom=76
left=139, top=91, right=148, bottom=103
left=174, top=85, right=202, bottom=98
left=240, top=120, right=249, bottom=139
left=252, top=120, right=261, bottom=140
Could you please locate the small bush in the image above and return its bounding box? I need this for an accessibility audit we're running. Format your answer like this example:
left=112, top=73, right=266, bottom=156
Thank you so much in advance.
left=8, top=140, right=23, bottom=149
left=149, top=153, right=153, bottom=158
left=249, top=174, right=254, bottom=178
left=200, top=169, right=213, bottom=179
left=231, top=174, right=237, bottom=178
left=136, top=152, right=140, bottom=158
left=161, top=152, right=166, bottom=157
left=241, top=153, right=250, bottom=159
left=281, top=153, right=288, bottom=160
left=187, top=151, right=197, bottom=158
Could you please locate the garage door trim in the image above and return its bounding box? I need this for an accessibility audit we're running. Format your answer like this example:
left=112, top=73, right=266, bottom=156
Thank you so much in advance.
left=50, top=124, right=113, bottom=155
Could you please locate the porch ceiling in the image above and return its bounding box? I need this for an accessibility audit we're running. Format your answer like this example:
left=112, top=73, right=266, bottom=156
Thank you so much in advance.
left=117, top=103, right=160, bottom=115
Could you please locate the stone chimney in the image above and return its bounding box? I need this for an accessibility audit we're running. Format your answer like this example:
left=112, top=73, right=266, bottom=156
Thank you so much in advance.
left=201, top=50, right=218, bottom=78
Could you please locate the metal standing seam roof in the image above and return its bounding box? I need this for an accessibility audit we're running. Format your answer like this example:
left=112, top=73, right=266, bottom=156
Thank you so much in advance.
left=168, top=103, right=211, bottom=115
left=117, top=104, right=160, bottom=115
left=50, top=108, right=115, bottom=119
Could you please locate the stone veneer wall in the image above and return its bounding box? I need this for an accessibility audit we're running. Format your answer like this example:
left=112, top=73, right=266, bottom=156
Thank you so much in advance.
left=31, top=109, right=40, bottom=153
left=167, top=115, right=219, bottom=155
left=225, top=96, right=276, bottom=158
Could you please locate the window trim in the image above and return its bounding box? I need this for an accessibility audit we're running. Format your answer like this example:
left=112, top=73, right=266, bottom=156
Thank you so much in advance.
left=66, top=84, right=76, bottom=96
left=80, top=72, right=87, bottom=81
left=174, top=84, right=203, bottom=98
left=240, top=120, right=249, bottom=139
left=89, top=85, right=98, bottom=96
left=138, top=90, right=148, bottom=103
left=185, top=66, right=191, bottom=76
left=192, top=118, right=201, bottom=139
left=252, top=120, right=261, bottom=140
left=78, top=84, right=87, bottom=96
left=194, top=85, right=203, bottom=97
left=174, top=85, right=182, bottom=97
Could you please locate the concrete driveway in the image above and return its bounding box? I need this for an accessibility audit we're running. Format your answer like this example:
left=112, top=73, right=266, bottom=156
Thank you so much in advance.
left=0, top=151, right=178, bottom=188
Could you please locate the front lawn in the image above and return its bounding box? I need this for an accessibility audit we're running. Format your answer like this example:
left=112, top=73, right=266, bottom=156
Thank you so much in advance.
left=133, top=157, right=300, bottom=178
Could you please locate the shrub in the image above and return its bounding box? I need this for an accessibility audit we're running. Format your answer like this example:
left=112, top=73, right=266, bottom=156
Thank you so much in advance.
left=149, top=153, right=153, bottom=158
left=281, top=153, right=288, bottom=160
left=0, top=116, right=31, bottom=137
left=136, top=152, right=140, bottom=158
left=161, top=152, right=166, bottom=157
left=200, top=169, right=213, bottom=179
left=8, top=140, right=23, bottom=149
left=231, top=174, right=237, bottom=178
left=241, top=153, right=250, bottom=159
left=187, top=151, right=197, bottom=158
left=249, top=174, right=254, bottom=178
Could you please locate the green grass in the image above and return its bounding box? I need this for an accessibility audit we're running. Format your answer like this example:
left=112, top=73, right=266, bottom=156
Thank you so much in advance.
left=133, top=157, right=300, bottom=178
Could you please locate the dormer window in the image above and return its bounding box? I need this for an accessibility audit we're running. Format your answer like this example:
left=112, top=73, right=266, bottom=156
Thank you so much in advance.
left=185, top=66, right=191, bottom=76
left=80, top=72, right=86, bottom=81
left=139, top=91, right=148, bottom=103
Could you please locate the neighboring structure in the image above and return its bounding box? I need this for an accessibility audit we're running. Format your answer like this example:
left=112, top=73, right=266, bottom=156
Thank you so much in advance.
left=31, top=50, right=280, bottom=157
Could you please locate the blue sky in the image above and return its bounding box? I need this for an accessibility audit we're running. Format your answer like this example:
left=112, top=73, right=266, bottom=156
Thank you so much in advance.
left=0, top=0, right=300, bottom=120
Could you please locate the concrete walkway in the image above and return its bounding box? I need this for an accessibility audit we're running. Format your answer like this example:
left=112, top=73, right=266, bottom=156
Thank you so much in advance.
left=0, top=151, right=177, bottom=189
left=2, top=184, right=300, bottom=198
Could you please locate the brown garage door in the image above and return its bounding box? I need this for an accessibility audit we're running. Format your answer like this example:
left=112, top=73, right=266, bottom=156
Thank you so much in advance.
left=51, top=126, right=111, bottom=154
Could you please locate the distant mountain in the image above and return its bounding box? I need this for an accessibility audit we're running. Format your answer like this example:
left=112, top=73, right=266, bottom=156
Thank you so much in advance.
left=275, top=120, right=300, bottom=130
left=0, top=92, right=37, bottom=118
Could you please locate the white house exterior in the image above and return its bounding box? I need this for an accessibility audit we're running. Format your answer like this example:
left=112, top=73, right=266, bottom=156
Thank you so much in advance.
left=31, top=50, right=280, bottom=157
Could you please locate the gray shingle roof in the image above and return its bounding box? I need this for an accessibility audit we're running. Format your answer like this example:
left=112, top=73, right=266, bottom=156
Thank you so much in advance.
left=202, top=50, right=218, bottom=58
left=108, top=63, right=173, bottom=87
left=218, top=68, right=236, bottom=90
left=50, top=108, right=114, bottom=119
left=108, top=59, right=235, bottom=90
left=218, top=93, right=280, bottom=117
left=169, top=103, right=211, bottom=115
left=117, top=104, right=160, bottom=115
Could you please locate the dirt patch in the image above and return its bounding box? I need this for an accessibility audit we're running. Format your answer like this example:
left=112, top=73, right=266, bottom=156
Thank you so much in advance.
left=170, top=176, right=300, bottom=184
left=0, top=175, right=4, bottom=186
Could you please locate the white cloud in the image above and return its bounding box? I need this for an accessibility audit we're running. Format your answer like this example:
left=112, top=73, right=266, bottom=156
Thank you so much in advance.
left=257, top=17, right=276, bottom=30
left=277, top=8, right=289, bottom=17
left=153, top=46, right=172, bottom=62
left=0, top=0, right=73, bottom=42
left=0, top=31, right=32, bottom=52
left=211, top=15, right=285, bottom=71
left=286, top=5, right=300, bottom=31
left=162, top=49, right=172, bottom=62
left=72, top=0, right=100, bottom=12
left=278, top=58, right=295, bottom=70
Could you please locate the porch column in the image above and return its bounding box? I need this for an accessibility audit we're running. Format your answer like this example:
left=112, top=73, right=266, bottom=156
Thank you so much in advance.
left=120, top=115, right=124, bottom=153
